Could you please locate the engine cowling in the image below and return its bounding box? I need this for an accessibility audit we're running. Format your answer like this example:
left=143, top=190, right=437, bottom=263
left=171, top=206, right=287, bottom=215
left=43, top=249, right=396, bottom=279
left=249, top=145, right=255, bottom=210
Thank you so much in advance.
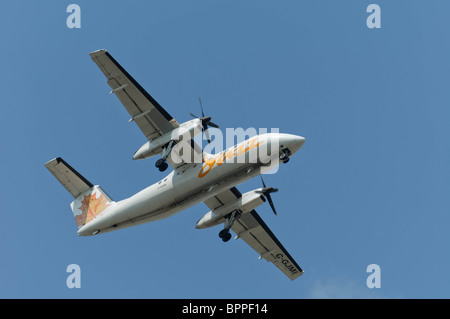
left=196, top=190, right=266, bottom=229
left=133, top=118, right=203, bottom=160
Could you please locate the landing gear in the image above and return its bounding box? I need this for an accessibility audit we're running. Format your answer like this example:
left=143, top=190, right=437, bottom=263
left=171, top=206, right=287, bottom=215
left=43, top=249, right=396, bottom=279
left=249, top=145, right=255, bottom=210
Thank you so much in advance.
left=155, top=159, right=169, bottom=172
left=219, top=229, right=232, bottom=242
left=280, top=153, right=290, bottom=164
left=279, top=147, right=291, bottom=164
left=155, top=140, right=175, bottom=172
left=218, top=210, right=239, bottom=242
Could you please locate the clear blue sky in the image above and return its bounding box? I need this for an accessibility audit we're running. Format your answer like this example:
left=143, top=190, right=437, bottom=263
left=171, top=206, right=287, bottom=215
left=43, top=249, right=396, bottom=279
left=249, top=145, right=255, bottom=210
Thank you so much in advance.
left=1, top=1, right=449, bottom=298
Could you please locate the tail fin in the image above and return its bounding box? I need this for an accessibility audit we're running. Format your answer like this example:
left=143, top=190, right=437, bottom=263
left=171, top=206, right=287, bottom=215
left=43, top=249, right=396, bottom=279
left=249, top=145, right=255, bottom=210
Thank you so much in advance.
left=45, top=157, right=115, bottom=229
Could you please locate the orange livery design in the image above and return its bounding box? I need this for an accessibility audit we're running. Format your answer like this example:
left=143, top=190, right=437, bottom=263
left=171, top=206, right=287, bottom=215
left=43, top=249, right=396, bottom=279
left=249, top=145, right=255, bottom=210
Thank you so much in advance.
left=75, top=192, right=111, bottom=227
left=70, top=186, right=114, bottom=228
left=198, top=137, right=264, bottom=178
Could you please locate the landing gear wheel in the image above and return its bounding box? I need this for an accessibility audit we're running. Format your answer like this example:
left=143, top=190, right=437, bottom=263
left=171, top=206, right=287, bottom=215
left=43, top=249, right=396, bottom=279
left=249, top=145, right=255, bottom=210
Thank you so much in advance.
left=218, top=210, right=239, bottom=243
left=222, top=232, right=232, bottom=242
left=158, top=162, right=168, bottom=172
left=155, top=140, right=175, bottom=172
left=219, top=229, right=232, bottom=242
left=156, top=159, right=168, bottom=172
left=280, top=153, right=290, bottom=164
left=155, top=158, right=165, bottom=168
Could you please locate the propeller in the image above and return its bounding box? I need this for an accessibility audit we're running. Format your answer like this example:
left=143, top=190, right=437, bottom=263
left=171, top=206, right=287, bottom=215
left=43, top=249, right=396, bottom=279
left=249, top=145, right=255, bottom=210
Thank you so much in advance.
left=255, top=176, right=279, bottom=216
left=190, top=97, right=219, bottom=144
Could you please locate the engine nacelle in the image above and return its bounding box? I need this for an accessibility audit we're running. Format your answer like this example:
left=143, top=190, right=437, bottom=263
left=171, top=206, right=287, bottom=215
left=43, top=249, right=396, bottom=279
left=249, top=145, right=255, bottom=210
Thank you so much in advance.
left=196, top=190, right=266, bottom=229
left=133, top=119, right=203, bottom=160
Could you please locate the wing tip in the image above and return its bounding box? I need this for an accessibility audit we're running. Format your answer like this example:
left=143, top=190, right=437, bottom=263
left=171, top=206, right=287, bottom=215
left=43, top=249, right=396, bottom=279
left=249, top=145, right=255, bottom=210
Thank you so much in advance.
left=89, top=49, right=108, bottom=58
left=288, top=270, right=304, bottom=281
left=44, top=157, right=62, bottom=168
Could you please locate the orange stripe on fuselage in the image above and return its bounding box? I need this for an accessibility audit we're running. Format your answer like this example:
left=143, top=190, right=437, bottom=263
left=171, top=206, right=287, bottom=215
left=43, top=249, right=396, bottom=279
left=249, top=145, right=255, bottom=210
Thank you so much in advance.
left=198, top=137, right=263, bottom=178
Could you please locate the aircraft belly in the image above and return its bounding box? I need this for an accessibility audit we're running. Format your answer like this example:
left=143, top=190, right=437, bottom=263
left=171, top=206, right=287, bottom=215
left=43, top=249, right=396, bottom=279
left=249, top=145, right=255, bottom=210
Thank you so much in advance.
left=92, top=160, right=263, bottom=235
left=112, top=166, right=261, bottom=231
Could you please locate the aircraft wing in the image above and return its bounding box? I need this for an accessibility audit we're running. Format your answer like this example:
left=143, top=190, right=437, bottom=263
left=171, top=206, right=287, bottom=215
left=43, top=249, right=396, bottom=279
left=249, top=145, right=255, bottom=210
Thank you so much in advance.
left=203, top=187, right=304, bottom=281
left=89, top=49, right=179, bottom=141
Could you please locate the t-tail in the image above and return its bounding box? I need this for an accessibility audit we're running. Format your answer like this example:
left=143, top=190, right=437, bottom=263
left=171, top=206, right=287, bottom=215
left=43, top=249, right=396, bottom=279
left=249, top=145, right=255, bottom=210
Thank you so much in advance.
left=45, top=157, right=115, bottom=231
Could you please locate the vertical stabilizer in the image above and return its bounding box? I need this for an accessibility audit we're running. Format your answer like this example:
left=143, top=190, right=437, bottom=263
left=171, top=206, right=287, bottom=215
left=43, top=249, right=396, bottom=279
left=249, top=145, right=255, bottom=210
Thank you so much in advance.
left=45, top=157, right=115, bottom=229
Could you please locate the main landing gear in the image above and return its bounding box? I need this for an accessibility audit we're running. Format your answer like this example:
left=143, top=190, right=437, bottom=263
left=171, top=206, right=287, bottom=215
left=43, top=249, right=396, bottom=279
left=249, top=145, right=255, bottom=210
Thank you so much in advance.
left=218, top=210, right=240, bottom=242
left=279, top=147, right=292, bottom=164
left=155, top=140, right=175, bottom=172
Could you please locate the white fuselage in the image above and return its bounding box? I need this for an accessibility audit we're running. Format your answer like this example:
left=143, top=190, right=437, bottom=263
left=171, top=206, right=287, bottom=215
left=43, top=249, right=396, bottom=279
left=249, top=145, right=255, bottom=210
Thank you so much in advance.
left=77, top=133, right=305, bottom=236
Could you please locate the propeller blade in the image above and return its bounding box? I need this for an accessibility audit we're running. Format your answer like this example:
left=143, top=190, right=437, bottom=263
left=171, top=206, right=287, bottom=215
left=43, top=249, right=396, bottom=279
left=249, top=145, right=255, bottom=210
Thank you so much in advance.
left=202, top=116, right=212, bottom=124
left=207, top=121, right=219, bottom=129
left=258, top=176, right=278, bottom=216
left=266, top=194, right=278, bottom=216
left=198, top=97, right=205, bottom=117
left=203, top=125, right=212, bottom=144
left=255, top=187, right=278, bottom=194
left=189, top=97, right=218, bottom=145
left=260, top=176, right=267, bottom=188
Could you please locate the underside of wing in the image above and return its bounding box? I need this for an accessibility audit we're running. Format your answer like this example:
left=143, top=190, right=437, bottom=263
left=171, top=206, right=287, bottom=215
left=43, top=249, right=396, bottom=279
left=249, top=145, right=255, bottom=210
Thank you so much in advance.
left=203, top=187, right=303, bottom=281
left=231, top=209, right=303, bottom=280
left=203, top=187, right=243, bottom=209
left=89, top=49, right=179, bottom=141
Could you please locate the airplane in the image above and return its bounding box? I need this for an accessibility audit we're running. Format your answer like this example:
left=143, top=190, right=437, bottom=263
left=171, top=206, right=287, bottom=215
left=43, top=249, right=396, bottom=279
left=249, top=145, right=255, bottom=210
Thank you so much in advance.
left=45, top=49, right=306, bottom=281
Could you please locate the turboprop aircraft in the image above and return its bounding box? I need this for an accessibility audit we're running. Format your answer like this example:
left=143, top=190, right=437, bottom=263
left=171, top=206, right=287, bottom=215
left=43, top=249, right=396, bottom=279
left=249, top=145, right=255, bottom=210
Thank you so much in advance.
left=45, top=49, right=306, bottom=280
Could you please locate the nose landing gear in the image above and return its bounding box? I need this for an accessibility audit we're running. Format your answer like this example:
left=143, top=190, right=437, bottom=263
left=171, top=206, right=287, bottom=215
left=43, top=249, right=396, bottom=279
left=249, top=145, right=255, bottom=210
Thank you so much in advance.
left=279, top=147, right=291, bottom=164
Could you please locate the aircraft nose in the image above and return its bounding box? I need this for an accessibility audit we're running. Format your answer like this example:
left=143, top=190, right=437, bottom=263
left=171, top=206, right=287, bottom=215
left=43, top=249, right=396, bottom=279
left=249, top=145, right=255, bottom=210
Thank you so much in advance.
left=281, top=134, right=305, bottom=155
left=295, top=136, right=306, bottom=148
